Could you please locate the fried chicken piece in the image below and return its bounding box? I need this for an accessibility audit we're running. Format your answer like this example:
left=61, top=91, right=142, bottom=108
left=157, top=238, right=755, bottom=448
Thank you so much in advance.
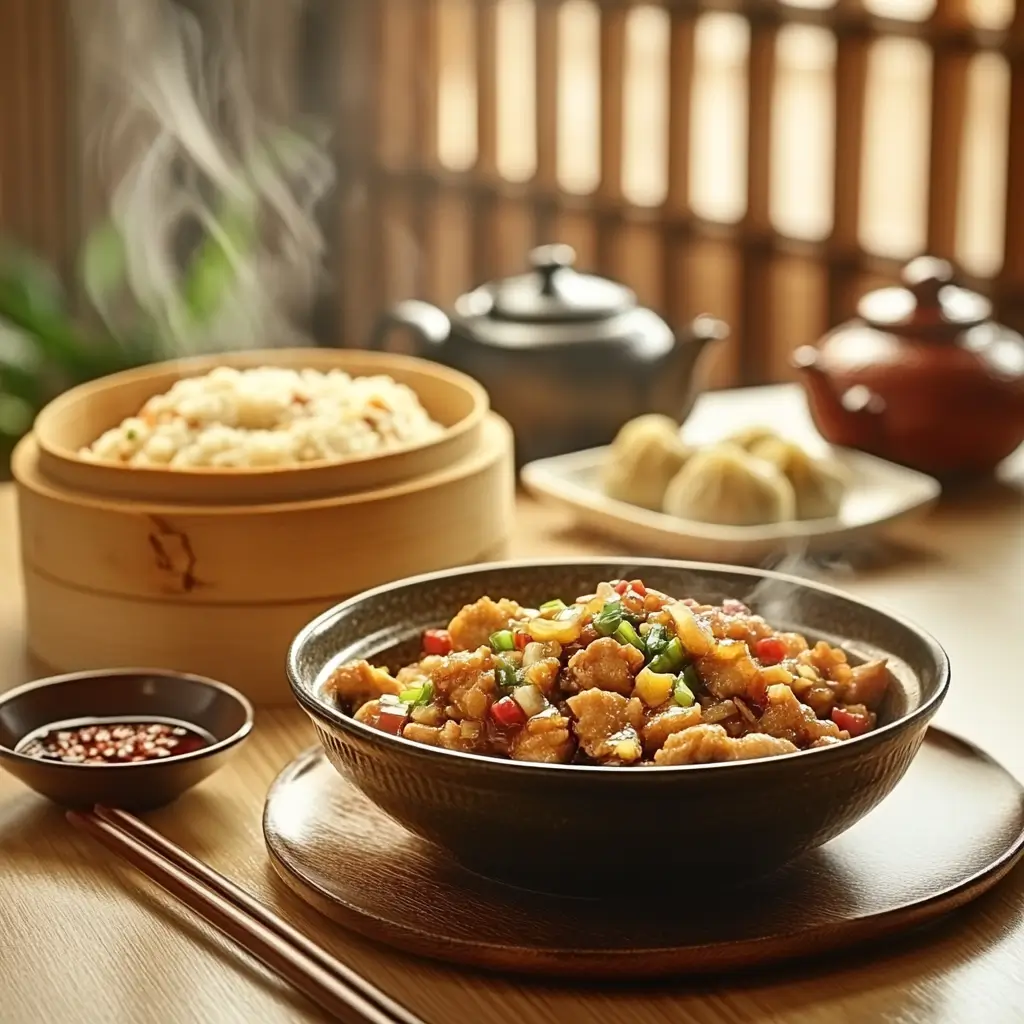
left=841, top=659, right=893, bottom=711
left=756, top=683, right=844, bottom=746
left=566, top=689, right=643, bottom=763
left=653, top=723, right=798, bottom=765
left=566, top=636, right=643, bottom=697
left=428, top=646, right=496, bottom=720
left=642, top=704, right=702, bottom=755
left=322, top=660, right=401, bottom=711
left=510, top=710, right=576, bottom=764
left=447, top=596, right=524, bottom=651
left=697, top=639, right=767, bottom=705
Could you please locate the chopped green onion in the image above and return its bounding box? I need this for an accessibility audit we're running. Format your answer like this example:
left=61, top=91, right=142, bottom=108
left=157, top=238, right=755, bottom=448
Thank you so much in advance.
left=648, top=636, right=685, bottom=673
left=539, top=599, right=567, bottom=615
left=682, top=663, right=701, bottom=693
left=614, top=620, right=645, bottom=652
left=399, top=682, right=433, bottom=706
left=495, top=656, right=518, bottom=692
left=644, top=623, right=669, bottom=659
left=592, top=601, right=624, bottom=637
left=489, top=629, right=515, bottom=652
left=673, top=674, right=696, bottom=707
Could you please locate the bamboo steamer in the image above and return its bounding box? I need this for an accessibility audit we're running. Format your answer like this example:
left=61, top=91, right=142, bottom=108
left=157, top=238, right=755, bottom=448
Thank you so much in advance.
left=14, top=413, right=515, bottom=704
left=32, top=348, right=490, bottom=504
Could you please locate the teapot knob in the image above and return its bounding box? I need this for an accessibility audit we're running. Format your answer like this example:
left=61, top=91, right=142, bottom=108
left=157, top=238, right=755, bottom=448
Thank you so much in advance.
left=902, top=256, right=955, bottom=309
left=529, top=243, right=576, bottom=296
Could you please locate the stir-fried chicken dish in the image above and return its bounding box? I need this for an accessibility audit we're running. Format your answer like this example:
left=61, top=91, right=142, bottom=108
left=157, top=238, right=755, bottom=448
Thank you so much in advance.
left=321, top=579, right=894, bottom=766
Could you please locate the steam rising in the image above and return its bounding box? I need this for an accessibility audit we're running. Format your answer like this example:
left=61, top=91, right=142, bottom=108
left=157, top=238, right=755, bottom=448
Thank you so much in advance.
left=74, top=0, right=334, bottom=353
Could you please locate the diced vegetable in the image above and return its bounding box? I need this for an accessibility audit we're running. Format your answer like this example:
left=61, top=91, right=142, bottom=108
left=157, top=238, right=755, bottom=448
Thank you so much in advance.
left=682, top=663, right=701, bottom=692
left=634, top=666, right=675, bottom=707
left=422, top=628, right=453, bottom=656
left=539, top=598, right=567, bottom=617
left=522, top=640, right=561, bottom=668
left=629, top=579, right=647, bottom=596
left=398, top=682, right=433, bottom=706
left=647, top=635, right=684, bottom=673
left=512, top=683, right=548, bottom=718
left=592, top=600, right=624, bottom=637
left=614, top=620, right=645, bottom=652
left=667, top=603, right=714, bottom=657
left=375, top=705, right=409, bottom=736
left=513, top=630, right=530, bottom=651
left=489, top=629, right=515, bottom=652
left=672, top=674, right=696, bottom=708
left=755, top=637, right=787, bottom=665
left=526, top=613, right=584, bottom=644
left=703, top=699, right=737, bottom=723
left=643, top=623, right=669, bottom=659
left=490, top=695, right=527, bottom=729
left=609, top=729, right=642, bottom=762
left=831, top=707, right=872, bottom=737
left=612, top=580, right=628, bottom=595
left=761, top=664, right=795, bottom=686
left=495, top=655, right=518, bottom=692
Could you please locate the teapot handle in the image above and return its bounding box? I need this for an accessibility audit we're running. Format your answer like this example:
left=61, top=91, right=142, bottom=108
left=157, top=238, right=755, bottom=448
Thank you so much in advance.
left=368, top=300, right=451, bottom=355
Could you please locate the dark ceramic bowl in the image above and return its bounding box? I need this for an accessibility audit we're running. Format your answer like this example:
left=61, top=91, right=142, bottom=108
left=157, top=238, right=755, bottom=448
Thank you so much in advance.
left=288, top=560, right=950, bottom=893
left=0, top=669, right=254, bottom=810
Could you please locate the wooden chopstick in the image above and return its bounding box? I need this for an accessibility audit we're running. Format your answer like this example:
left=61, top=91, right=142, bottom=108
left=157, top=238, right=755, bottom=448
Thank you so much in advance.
left=68, top=807, right=425, bottom=1024
left=91, top=805, right=423, bottom=1024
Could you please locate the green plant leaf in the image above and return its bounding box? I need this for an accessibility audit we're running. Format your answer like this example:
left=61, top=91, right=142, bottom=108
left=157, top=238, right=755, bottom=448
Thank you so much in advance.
left=80, top=220, right=127, bottom=311
left=0, top=392, right=34, bottom=440
left=0, top=240, right=66, bottom=323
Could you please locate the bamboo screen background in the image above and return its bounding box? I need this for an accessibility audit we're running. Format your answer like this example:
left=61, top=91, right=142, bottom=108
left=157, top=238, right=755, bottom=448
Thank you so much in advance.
left=0, top=0, right=1018, bottom=387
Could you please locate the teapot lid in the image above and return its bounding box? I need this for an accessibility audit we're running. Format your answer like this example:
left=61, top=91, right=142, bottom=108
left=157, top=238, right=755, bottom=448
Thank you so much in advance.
left=481, top=244, right=635, bottom=323
left=857, top=256, right=991, bottom=333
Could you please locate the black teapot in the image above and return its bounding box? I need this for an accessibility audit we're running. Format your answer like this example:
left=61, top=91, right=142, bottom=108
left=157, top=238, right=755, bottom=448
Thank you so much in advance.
left=369, top=244, right=727, bottom=465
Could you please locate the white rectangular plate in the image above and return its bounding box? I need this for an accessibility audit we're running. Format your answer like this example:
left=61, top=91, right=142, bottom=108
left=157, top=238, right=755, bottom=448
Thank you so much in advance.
left=521, top=445, right=941, bottom=566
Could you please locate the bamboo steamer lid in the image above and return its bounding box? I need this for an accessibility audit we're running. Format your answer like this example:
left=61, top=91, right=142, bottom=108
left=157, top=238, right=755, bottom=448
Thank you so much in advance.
left=14, top=414, right=515, bottom=704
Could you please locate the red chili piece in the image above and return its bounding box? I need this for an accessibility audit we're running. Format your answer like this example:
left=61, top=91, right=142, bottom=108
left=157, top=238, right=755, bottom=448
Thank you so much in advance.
left=513, top=630, right=530, bottom=651
left=490, top=696, right=526, bottom=729
left=613, top=580, right=629, bottom=595
left=422, top=628, right=453, bottom=656
left=755, top=637, right=787, bottom=665
left=376, top=706, right=410, bottom=736
left=831, top=707, right=871, bottom=737
left=628, top=579, right=647, bottom=596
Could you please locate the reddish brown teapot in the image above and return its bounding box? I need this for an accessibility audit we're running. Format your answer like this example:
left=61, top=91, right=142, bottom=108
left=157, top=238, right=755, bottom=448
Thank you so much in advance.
left=792, top=256, right=1024, bottom=476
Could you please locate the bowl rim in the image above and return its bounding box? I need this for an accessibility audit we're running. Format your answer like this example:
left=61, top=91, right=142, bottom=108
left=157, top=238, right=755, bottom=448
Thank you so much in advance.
left=287, top=557, right=951, bottom=777
left=33, top=347, right=490, bottom=479
left=0, top=668, right=255, bottom=770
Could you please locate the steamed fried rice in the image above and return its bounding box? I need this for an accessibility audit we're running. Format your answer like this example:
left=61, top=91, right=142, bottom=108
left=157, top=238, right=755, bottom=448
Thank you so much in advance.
left=80, top=366, right=444, bottom=469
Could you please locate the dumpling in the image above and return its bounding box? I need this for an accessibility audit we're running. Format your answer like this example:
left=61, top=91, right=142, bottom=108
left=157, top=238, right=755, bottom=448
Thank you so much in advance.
left=748, top=438, right=848, bottom=521
left=727, top=425, right=782, bottom=452
left=663, top=443, right=796, bottom=526
left=603, top=414, right=692, bottom=511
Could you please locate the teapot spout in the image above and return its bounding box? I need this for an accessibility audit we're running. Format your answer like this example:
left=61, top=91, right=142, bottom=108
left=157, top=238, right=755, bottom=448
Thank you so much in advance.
left=369, top=300, right=451, bottom=355
left=791, top=345, right=885, bottom=449
left=685, top=314, right=730, bottom=353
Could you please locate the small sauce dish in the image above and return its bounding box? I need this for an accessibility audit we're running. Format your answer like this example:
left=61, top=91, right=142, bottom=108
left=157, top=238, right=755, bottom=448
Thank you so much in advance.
left=0, top=669, right=254, bottom=810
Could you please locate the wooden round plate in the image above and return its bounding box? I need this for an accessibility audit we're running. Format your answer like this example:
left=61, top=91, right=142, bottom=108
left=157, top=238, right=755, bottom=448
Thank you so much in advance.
left=263, top=729, right=1024, bottom=978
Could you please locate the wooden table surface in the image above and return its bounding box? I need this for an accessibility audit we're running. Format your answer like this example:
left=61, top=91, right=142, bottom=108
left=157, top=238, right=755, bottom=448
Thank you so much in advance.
left=2, top=387, right=1024, bottom=1024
